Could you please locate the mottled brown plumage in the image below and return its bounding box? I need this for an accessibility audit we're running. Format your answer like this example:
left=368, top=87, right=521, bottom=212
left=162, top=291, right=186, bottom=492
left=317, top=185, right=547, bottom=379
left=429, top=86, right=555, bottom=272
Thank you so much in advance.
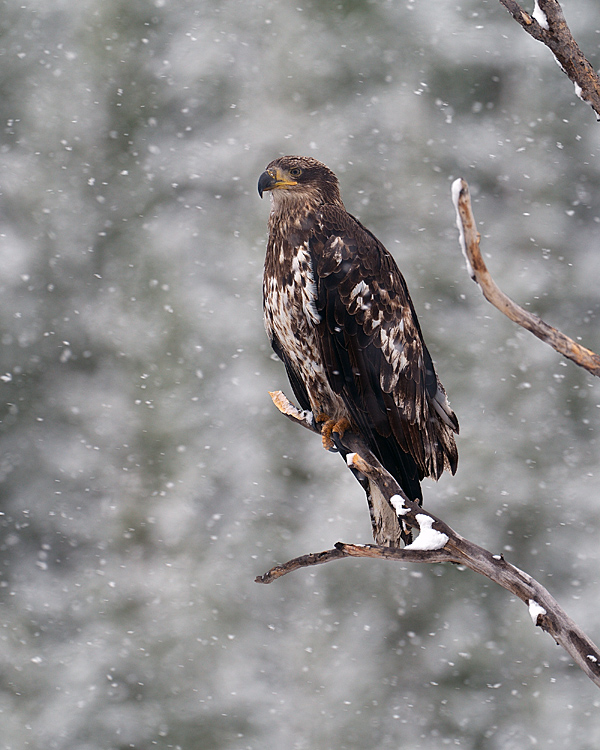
left=258, top=155, right=458, bottom=546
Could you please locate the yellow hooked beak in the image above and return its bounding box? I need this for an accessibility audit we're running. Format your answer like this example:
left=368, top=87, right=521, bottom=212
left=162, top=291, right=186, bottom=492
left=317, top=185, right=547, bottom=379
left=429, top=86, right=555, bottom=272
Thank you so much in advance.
left=258, top=168, right=298, bottom=197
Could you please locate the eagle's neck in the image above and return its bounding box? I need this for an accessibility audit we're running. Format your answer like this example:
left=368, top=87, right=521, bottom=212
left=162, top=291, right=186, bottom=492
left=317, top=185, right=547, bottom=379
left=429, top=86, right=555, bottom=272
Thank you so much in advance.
left=267, top=189, right=343, bottom=245
left=268, top=197, right=314, bottom=234
left=269, top=183, right=344, bottom=217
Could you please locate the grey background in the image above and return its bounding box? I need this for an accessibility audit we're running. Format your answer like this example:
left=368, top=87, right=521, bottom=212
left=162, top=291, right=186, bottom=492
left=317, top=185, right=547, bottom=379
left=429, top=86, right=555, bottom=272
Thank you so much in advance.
left=1, top=0, right=599, bottom=748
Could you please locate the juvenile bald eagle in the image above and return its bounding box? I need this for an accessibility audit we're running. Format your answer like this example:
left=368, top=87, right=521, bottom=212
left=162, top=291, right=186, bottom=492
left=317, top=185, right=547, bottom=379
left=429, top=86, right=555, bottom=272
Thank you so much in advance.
left=258, top=155, right=458, bottom=546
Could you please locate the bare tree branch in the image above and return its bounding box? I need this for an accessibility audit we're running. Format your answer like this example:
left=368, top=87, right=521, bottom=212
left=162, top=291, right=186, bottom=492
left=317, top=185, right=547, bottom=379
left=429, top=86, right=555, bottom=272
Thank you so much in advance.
left=452, top=178, right=600, bottom=377
left=255, top=546, right=351, bottom=582
left=497, top=0, right=600, bottom=119
left=259, top=392, right=600, bottom=687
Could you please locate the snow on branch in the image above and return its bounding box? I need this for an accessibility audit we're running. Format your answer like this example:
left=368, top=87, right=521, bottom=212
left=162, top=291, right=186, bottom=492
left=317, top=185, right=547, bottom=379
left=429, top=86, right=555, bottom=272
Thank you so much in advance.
left=452, top=178, right=600, bottom=377
left=257, top=391, right=600, bottom=689
left=497, top=0, right=600, bottom=119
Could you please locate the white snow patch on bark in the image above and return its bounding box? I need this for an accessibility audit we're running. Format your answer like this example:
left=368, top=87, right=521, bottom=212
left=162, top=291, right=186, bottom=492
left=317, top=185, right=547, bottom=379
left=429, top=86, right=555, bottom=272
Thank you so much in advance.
left=528, top=599, right=546, bottom=625
left=404, top=514, right=448, bottom=551
left=389, top=494, right=408, bottom=516
left=532, top=0, right=549, bottom=30
left=451, top=179, right=475, bottom=280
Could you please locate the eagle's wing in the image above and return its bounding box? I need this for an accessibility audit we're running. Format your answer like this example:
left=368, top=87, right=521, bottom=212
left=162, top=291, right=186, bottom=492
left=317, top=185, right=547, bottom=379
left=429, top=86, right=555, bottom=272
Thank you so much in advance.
left=309, top=205, right=458, bottom=488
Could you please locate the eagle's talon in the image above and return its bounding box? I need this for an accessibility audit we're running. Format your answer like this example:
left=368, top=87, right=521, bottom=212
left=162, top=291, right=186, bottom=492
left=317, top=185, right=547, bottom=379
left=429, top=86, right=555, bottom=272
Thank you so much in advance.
left=317, top=415, right=351, bottom=452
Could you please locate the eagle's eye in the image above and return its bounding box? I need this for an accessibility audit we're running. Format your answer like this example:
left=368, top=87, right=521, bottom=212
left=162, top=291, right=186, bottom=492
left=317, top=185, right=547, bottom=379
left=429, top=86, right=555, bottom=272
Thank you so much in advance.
left=289, top=167, right=302, bottom=178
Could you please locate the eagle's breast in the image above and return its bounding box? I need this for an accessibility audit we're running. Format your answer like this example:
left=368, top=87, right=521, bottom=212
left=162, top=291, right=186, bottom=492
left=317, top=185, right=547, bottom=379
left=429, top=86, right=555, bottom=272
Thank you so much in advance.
left=263, top=215, right=346, bottom=419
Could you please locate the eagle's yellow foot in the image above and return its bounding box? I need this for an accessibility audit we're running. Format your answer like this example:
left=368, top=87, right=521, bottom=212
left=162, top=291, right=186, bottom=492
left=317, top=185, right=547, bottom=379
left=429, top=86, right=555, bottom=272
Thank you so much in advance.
left=316, top=415, right=351, bottom=452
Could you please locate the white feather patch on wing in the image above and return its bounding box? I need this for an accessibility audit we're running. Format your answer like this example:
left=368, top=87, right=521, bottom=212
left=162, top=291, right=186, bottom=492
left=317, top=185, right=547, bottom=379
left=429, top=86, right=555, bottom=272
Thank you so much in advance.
left=296, top=243, right=321, bottom=326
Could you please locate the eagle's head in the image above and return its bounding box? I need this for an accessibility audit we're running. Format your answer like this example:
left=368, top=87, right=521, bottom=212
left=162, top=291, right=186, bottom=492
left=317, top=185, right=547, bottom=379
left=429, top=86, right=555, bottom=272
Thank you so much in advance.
left=258, top=155, right=343, bottom=209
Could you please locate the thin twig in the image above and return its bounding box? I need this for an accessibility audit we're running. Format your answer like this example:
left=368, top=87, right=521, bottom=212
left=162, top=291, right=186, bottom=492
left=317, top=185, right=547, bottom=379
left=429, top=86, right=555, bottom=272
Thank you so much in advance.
left=256, top=542, right=457, bottom=584
left=451, top=178, right=600, bottom=377
left=497, top=0, right=600, bottom=119
left=255, top=546, right=350, bottom=583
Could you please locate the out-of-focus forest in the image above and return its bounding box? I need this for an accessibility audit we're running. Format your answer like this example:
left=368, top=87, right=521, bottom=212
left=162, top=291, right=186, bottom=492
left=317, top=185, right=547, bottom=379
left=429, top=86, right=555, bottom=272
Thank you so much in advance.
left=1, top=0, right=599, bottom=748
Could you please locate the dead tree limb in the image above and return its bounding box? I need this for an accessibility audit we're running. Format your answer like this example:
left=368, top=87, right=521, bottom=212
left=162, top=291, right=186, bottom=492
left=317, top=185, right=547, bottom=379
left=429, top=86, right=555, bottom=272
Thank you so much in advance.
left=258, top=391, right=600, bottom=689
left=452, top=178, right=600, bottom=377
left=497, top=0, right=600, bottom=119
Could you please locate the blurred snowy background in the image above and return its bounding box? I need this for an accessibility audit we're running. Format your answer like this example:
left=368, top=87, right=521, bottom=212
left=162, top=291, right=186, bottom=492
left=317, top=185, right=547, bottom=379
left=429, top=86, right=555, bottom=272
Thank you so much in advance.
left=1, top=0, right=600, bottom=748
